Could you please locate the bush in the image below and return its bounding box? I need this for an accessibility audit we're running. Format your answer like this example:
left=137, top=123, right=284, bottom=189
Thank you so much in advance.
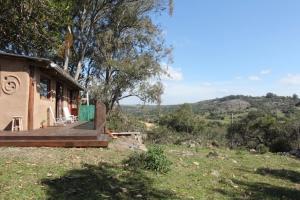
left=159, top=104, right=205, bottom=133
left=270, top=138, right=292, bottom=153
left=124, top=146, right=172, bottom=173
left=107, top=111, right=145, bottom=132
left=146, top=126, right=178, bottom=144
left=227, top=111, right=299, bottom=152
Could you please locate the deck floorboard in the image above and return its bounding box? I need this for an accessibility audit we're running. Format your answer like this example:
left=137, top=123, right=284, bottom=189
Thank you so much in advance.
left=0, top=122, right=109, bottom=148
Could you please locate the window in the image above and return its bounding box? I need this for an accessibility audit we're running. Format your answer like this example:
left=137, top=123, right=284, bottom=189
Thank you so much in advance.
left=40, top=77, right=51, bottom=98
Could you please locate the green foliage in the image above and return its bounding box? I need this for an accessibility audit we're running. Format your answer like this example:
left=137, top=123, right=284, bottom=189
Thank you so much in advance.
left=227, top=111, right=300, bottom=152
left=159, top=104, right=205, bottom=133
left=124, top=146, right=172, bottom=173
left=87, top=0, right=172, bottom=112
left=0, top=0, right=72, bottom=56
left=146, top=125, right=178, bottom=144
left=122, top=94, right=300, bottom=118
left=107, top=111, right=145, bottom=132
left=143, top=146, right=172, bottom=173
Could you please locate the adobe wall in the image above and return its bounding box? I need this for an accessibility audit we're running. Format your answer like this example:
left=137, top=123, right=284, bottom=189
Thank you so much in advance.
left=32, top=68, right=57, bottom=129
left=33, top=69, right=79, bottom=129
left=0, top=58, right=29, bottom=131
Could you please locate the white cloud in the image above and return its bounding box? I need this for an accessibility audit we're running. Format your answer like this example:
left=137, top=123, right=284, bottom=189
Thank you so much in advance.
left=260, top=69, right=272, bottom=75
left=248, top=76, right=261, bottom=81
left=280, top=74, right=300, bottom=85
left=161, top=64, right=183, bottom=81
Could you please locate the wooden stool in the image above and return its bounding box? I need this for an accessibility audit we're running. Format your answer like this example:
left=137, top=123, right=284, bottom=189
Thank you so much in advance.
left=11, top=116, right=23, bottom=132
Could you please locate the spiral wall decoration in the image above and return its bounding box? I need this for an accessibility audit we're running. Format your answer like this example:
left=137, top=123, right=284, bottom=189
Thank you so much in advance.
left=2, top=75, right=20, bottom=95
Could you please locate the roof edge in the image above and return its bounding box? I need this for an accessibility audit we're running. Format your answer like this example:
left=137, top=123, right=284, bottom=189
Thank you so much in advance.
left=0, top=51, right=84, bottom=90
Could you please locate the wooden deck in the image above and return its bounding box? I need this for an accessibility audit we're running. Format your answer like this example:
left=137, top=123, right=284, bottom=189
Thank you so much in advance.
left=0, top=122, right=109, bottom=148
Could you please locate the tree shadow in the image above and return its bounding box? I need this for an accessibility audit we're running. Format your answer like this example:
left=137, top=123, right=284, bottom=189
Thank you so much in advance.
left=214, top=179, right=300, bottom=200
left=256, top=168, right=300, bottom=184
left=41, top=163, right=179, bottom=200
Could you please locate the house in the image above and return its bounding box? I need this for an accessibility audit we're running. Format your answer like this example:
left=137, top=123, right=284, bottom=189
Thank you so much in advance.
left=0, top=52, right=84, bottom=131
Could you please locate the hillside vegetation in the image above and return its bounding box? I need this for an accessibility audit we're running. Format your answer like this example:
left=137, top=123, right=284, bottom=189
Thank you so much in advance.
left=120, top=94, right=300, bottom=153
left=123, top=94, right=300, bottom=119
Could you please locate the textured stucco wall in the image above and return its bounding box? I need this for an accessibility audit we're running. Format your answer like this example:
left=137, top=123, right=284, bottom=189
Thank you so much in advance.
left=33, top=69, right=78, bottom=129
left=0, top=58, right=29, bottom=130
left=0, top=57, right=80, bottom=131
left=32, top=68, right=57, bottom=129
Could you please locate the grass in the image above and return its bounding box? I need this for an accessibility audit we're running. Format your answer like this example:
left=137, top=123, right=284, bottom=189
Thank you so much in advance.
left=0, top=146, right=299, bottom=199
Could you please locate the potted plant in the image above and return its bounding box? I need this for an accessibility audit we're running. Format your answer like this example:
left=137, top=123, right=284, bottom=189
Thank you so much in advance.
left=41, top=120, right=47, bottom=128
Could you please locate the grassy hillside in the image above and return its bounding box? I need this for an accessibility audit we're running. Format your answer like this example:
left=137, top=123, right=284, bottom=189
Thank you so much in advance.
left=0, top=146, right=299, bottom=199
left=122, top=95, right=300, bottom=120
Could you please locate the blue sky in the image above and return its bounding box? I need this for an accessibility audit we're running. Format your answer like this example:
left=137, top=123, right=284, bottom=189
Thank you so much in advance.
left=123, top=0, right=300, bottom=105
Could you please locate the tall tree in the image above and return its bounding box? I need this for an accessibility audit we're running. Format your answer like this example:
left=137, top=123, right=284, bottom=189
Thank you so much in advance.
left=69, top=0, right=112, bottom=80
left=89, top=0, right=172, bottom=113
left=0, top=0, right=71, bottom=57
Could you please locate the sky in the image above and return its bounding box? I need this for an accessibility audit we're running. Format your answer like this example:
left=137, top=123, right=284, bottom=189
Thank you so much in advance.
left=122, top=0, right=300, bottom=105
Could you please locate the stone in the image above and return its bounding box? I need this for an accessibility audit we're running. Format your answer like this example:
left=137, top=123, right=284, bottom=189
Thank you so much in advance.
left=193, top=161, right=200, bottom=166
left=249, top=149, right=256, bottom=153
left=206, top=151, right=219, bottom=158
left=231, top=159, right=238, bottom=164
left=121, top=187, right=128, bottom=193
left=210, top=170, right=220, bottom=177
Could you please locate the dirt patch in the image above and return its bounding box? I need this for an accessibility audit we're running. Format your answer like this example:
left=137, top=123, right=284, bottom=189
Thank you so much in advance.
left=109, top=136, right=147, bottom=152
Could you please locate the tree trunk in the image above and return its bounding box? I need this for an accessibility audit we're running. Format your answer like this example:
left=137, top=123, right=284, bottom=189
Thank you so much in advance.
left=63, top=47, right=70, bottom=71
left=74, top=59, right=83, bottom=80
left=63, top=25, right=72, bottom=72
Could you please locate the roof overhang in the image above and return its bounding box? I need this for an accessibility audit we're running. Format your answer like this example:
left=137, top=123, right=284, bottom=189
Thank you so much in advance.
left=0, top=51, right=84, bottom=90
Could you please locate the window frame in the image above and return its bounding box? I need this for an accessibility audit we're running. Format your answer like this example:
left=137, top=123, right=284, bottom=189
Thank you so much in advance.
left=39, top=76, right=51, bottom=99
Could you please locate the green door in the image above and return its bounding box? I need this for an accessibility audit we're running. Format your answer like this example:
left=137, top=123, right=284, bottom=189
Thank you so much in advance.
left=79, top=105, right=95, bottom=121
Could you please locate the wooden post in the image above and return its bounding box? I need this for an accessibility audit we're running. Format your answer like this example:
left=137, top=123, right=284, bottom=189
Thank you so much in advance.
left=28, top=66, right=35, bottom=130
left=94, top=101, right=106, bottom=134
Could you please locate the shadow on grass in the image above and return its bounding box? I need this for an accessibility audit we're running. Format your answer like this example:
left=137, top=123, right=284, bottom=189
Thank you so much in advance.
left=214, top=179, right=300, bottom=200
left=41, top=163, right=178, bottom=200
left=256, top=168, right=300, bottom=183
left=214, top=167, right=300, bottom=200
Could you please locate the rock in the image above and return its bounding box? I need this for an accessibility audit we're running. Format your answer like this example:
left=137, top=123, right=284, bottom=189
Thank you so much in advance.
left=136, top=194, right=143, bottom=198
left=206, top=151, right=219, bottom=158
left=210, top=170, right=220, bottom=177
left=121, top=187, right=128, bottom=193
left=228, top=179, right=239, bottom=188
left=189, top=143, right=196, bottom=148
left=249, top=149, right=256, bottom=153
left=231, top=159, right=238, bottom=164
left=193, top=161, right=200, bottom=166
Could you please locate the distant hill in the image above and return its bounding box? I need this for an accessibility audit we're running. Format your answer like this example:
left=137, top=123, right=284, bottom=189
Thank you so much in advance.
left=122, top=95, right=300, bottom=117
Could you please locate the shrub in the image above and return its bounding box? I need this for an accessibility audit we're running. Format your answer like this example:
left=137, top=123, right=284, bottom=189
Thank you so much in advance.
left=107, top=111, right=145, bottom=132
left=124, top=146, right=172, bottom=173
left=270, top=138, right=292, bottom=153
left=159, top=104, right=205, bottom=133
left=226, top=111, right=299, bottom=152
left=146, top=126, right=178, bottom=144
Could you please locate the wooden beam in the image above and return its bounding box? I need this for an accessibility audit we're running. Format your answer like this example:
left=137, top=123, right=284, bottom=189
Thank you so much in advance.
left=0, top=140, right=108, bottom=148
left=28, top=66, right=35, bottom=130
left=94, top=101, right=106, bottom=134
